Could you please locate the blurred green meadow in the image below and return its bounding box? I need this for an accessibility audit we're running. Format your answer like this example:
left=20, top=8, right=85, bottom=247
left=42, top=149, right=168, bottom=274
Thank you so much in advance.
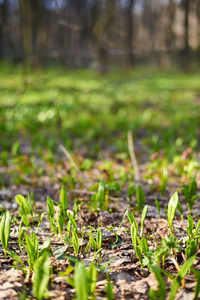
left=1, top=63, right=200, bottom=162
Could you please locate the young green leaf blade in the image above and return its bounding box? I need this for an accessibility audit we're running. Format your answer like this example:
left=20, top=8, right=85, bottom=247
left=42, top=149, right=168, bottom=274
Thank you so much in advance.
left=67, top=211, right=78, bottom=233
left=127, top=209, right=138, bottom=234
left=74, top=262, right=88, bottom=300
left=155, top=198, right=160, bottom=219
left=15, top=194, right=29, bottom=213
left=168, top=192, right=178, bottom=234
left=0, top=211, right=11, bottom=258
left=7, top=250, right=26, bottom=268
left=60, top=185, right=68, bottom=212
left=151, top=266, right=166, bottom=300
left=192, top=269, right=200, bottom=300
left=87, top=261, right=97, bottom=295
left=97, top=180, right=106, bottom=210
left=136, top=185, right=145, bottom=213
left=140, top=204, right=148, bottom=237
left=178, top=255, right=196, bottom=279
left=47, top=197, right=54, bottom=218
left=33, top=252, right=50, bottom=300
left=131, top=221, right=138, bottom=248
left=97, top=228, right=102, bottom=250
left=106, top=277, right=114, bottom=300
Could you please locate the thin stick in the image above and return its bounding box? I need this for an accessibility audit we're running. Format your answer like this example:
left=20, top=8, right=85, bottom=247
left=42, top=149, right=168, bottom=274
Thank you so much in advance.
left=171, top=257, right=185, bottom=288
left=127, top=130, right=141, bottom=182
left=59, top=144, right=85, bottom=179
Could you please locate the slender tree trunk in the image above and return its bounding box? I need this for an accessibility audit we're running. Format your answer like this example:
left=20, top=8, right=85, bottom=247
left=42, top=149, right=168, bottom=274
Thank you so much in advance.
left=166, top=0, right=176, bottom=49
left=20, top=0, right=32, bottom=62
left=93, top=0, right=116, bottom=71
left=31, top=0, right=47, bottom=67
left=127, top=0, right=135, bottom=65
left=196, top=0, right=200, bottom=62
left=0, top=0, right=7, bottom=58
left=183, top=0, right=190, bottom=55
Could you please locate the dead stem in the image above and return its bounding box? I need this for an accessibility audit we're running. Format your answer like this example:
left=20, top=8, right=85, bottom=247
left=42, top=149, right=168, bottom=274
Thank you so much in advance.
left=171, top=256, right=185, bottom=288
left=127, top=130, right=141, bottom=183
left=59, top=144, right=86, bottom=179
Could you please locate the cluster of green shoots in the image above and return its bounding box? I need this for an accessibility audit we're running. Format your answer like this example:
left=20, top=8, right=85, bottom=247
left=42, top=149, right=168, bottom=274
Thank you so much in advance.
left=1, top=181, right=200, bottom=299
left=0, top=184, right=114, bottom=300
left=127, top=191, right=200, bottom=300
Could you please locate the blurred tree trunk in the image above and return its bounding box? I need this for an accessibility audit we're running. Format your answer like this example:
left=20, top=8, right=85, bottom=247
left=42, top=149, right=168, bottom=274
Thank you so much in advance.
left=21, top=0, right=32, bottom=62
left=0, top=0, right=7, bottom=58
left=127, top=0, right=135, bottom=66
left=183, top=0, right=190, bottom=55
left=166, top=0, right=176, bottom=49
left=93, top=0, right=116, bottom=72
left=196, top=0, right=200, bottom=62
left=31, top=0, right=47, bottom=67
left=181, top=0, right=190, bottom=69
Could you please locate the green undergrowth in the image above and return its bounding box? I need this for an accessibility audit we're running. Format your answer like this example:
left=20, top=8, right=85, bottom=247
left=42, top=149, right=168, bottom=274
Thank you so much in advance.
left=0, top=63, right=200, bottom=159
left=0, top=186, right=200, bottom=299
left=1, top=63, right=200, bottom=298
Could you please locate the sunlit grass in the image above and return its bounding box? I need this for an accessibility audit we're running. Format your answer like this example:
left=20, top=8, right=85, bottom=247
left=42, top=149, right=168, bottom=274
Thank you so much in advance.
left=0, top=62, right=200, bottom=159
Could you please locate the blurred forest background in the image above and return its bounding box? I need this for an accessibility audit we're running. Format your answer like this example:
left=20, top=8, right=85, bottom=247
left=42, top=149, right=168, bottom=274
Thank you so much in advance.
left=1, top=0, right=200, bottom=70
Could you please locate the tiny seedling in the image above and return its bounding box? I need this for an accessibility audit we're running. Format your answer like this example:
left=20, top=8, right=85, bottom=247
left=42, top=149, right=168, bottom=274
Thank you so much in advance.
left=67, top=211, right=78, bottom=234
left=126, top=209, right=138, bottom=230
left=96, top=180, right=106, bottom=210
left=127, top=184, right=135, bottom=202
left=73, top=261, right=97, bottom=300
left=155, top=235, right=180, bottom=268
left=20, top=231, right=50, bottom=280
left=15, top=194, right=32, bottom=228
left=155, top=198, right=160, bottom=219
left=47, top=197, right=57, bottom=235
left=60, top=185, right=68, bottom=218
left=177, top=201, right=183, bottom=221
left=71, top=229, right=80, bottom=256
left=56, top=210, right=65, bottom=235
left=15, top=193, right=34, bottom=216
left=136, top=185, right=145, bottom=213
left=130, top=217, right=138, bottom=248
left=0, top=210, right=11, bottom=258
left=47, top=196, right=55, bottom=219
left=140, top=204, right=148, bottom=237
left=192, top=269, right=200, bottom=300
left=185, top=215, right=200, bottom=259
left=90, top=180, right=107, bottom=211
left=181, top=180, right=200, bottom=214
left=106, top=276, right=114, bottom=300
left=33, top=252, right=50, bottom=300
left=150, top=265, right=166, bottom=300
left=159, top=166, right=168, bottom=196
left=167, top=192, right=178, bottom=234
left=96, top=228, right=102, bottom=259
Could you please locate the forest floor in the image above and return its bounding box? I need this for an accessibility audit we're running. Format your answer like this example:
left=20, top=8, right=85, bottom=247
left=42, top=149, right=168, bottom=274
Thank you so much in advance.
left=1, top=64, right=200, bottom=299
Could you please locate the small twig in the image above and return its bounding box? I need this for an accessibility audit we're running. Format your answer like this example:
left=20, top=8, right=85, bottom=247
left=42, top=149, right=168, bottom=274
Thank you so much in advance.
left=59, top=144, right=85, bottom=179
left=171, top=256, right=185, bottom=288
left=127, top=130, right=141, bottom=183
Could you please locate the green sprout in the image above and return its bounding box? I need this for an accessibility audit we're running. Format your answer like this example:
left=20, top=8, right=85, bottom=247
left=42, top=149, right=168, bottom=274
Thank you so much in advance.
left=155, top=198, right=160, bottom=219
left=136, top=185, right=145, bottom=213
left=140, top=204, right=148, bottom=237
left=60, top=185, right=68, bottom=218
left=74, top=261, right=97, bottom=300
left=168, top=192, right=178, bottom=234
left=0, top=211, right=11, bottom=258
left=33, top=252, right=50, bottom=300
left=181, top=180, right=200, bottom=214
